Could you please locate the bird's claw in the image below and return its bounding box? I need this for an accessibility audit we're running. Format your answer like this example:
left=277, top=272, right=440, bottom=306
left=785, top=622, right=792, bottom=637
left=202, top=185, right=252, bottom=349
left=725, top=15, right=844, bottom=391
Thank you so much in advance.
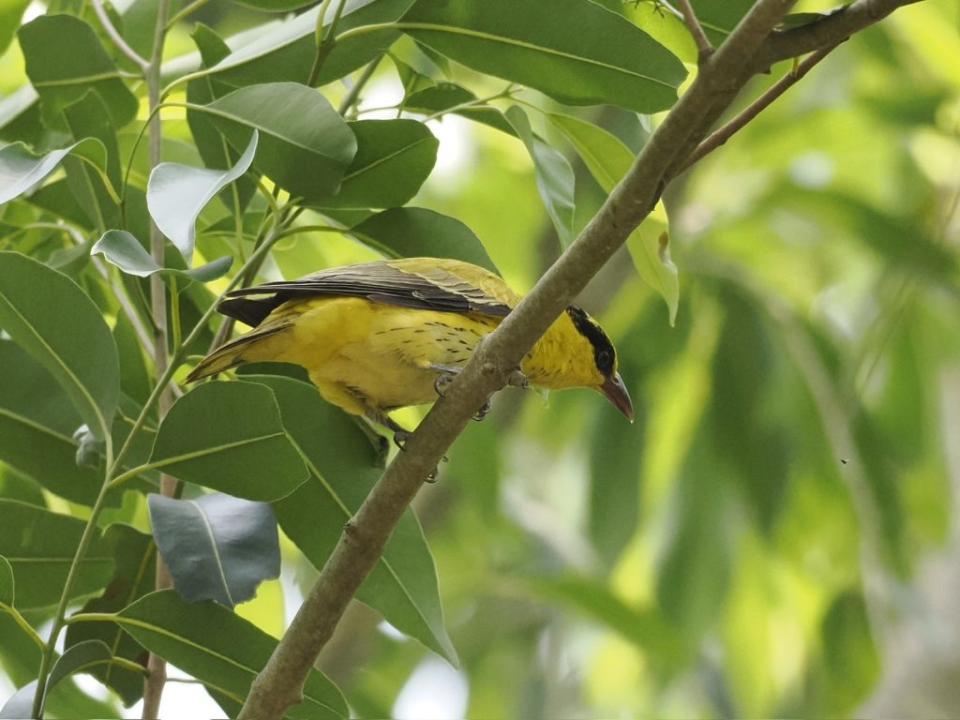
left=434, top=373, right=455, bottom=397
left=507, top=369, right=529, bottom=389
left=473, top=398, right=491, bottom=421
left=393, top=430, right=411, bottom=450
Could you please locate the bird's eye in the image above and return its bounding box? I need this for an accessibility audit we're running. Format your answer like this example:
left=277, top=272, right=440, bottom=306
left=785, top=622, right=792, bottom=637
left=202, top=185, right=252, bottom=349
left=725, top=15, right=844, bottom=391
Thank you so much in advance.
left=596, top=349, right=612, bottom=371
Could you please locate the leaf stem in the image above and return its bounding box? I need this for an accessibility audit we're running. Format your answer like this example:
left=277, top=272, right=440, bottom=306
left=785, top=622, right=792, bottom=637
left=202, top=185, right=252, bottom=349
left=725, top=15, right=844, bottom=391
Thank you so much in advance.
left=166, top=0, right=213, bottom=29
left=90, top=0, right=151, bottom=72
left=307, top=0, right=349, bottom=87
left=338, top=55, right=382, bottom=116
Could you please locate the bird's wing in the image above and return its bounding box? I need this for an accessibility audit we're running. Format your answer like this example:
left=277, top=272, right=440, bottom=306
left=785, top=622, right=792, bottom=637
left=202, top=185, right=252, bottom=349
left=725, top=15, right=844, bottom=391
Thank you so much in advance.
left=220, top=259, right=518, bottom=327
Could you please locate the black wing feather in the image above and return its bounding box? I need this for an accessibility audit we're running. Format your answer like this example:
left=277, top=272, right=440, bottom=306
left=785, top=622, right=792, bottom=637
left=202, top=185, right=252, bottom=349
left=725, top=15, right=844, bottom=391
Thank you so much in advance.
left=219, top=261, right=512, bottom=327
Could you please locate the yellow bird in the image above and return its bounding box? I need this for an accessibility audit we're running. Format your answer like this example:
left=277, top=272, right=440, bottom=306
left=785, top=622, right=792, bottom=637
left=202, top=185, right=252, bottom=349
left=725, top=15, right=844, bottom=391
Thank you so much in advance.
left=187, top=258, right=633, bottom=441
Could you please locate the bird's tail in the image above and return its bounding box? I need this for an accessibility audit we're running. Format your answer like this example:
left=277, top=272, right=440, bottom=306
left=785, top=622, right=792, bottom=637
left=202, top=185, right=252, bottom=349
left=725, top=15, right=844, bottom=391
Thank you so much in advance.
left=186, top=323, right=290, bottom=383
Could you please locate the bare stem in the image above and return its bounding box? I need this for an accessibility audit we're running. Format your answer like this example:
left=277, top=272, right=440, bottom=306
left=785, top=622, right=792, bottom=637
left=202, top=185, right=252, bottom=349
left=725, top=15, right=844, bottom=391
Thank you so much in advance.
left=674, top=0, right=714, bottom=62
left=677, top=42, right=841, bottom=174
left=91, top=0, right=150, bottom=71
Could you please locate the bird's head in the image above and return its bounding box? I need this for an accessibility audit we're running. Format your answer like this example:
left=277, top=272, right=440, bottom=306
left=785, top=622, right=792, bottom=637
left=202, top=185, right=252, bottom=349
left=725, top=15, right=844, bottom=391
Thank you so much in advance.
left=563, top=306, right=634, bottom=422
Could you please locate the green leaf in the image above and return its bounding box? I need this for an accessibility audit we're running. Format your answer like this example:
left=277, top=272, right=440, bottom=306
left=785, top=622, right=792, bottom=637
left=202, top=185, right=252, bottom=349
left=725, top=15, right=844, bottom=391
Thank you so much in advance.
left=350, top=207, right=498, bottom=272
left=0, top=682, right=35, bottom=720
left=819, top=590, right=880, bottom=714
left=0, top=555, right=12, bottom=606
left=0, top=85, right=41, bottom=145
left=114, top=590, right=348, bottom=719
left=61, top=90, right=122, bottom=230
left=250, top=375, right=458, bottom=664
left=207, top=0, right=414, bottom=88
left=0, top=0, right=30, bottom=56
left=148, top=382, right=308, bottom=502
left=0, top=499, right=113, bottom=609
left=404, top=83, right=515, bottom=135
left=93, top=230, right=233, bottom=281
left=186, top=23, right=258, bottom=216
left=689, top=0, right=755, bottom=43
left=0, top=340, right=104, bottom=504
left=0, top=252, right=119, bottom=440
left=148, top=493, right=280, bottom=608
left=65, top=524, right=155, bottom=707
left=547, top=113, right=679, bottom=324
left=147, top=131, right=258, bottom=261
left=313, top=119, right=437, bottom=209
left=17, top=14, right=138, bottom=130
left=402, top=0, right=686, bottom=113
left=505, top=106, right=575, bottom=247
left=203, top=83, right=355, bottom=203
left=48, top=639, right=115, bottom=691
left=0, top=138, right=107, bottom=207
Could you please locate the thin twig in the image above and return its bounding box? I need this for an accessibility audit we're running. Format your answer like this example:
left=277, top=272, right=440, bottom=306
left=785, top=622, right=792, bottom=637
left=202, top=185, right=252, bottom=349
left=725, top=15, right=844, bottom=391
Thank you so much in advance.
left=90, top=0, right=150, bottom=72
left=307, top=0, right=348, bottom=87
left=338, top=55, right=382, bottom=116
left=674, top=0, right=713, bottom=62
left=676, top=42, right=841, bottom=174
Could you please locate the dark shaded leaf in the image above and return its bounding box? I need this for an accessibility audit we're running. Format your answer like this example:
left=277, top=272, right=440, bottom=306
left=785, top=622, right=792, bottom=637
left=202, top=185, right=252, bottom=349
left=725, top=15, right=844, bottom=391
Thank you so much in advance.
left=404, top=83, right=515, bottom=135
left=148, top=493, right=280, bottom=608
left=115, top=590, right=348, bottom=719
left=0, top=556, right=12, bottom=606
left=66, top=524, right=155, bottom=707
left=250, top=375, right=457, bottom=664
left=350, top=207, right=497, bottom=272
left=313, top=119, right=437, bottom=209
left=0, top=499, right=113, bottom=609
left=148, top=381, right=308, bottom=501
left=204, top=83, right=355, bottom=202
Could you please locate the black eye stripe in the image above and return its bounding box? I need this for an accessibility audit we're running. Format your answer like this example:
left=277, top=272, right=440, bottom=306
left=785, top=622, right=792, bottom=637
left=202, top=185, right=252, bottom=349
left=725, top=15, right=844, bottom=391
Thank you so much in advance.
left=566, top=306, right=615, bottom=376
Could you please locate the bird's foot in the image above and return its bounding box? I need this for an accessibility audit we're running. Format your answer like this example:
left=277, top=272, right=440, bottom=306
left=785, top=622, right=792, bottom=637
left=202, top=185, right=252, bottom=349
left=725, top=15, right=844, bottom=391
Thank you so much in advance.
left=507, top=368, right=529, bottom=389
left=473, top=398, right=492, bottom=422
left=430, top=364, right=462, bottom=398
left=393, top=430, right=412, bottom=450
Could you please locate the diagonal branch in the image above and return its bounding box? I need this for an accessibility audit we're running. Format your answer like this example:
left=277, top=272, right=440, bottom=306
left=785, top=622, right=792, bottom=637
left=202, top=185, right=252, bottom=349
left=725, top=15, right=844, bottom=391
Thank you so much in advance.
left=764, top=0, right=925, bottom=63
left=236, top=0, right=925, bottom=717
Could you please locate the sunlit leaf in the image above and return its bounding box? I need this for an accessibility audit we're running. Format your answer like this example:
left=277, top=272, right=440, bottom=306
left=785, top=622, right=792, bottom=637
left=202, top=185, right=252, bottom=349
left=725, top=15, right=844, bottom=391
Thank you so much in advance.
left=505, top=106, right=575, bottom=247
left=93, top=230, right=233, bottom=280
left=147, top=131, right=258, bottom=261
left=148, top=492, right=280, bottom=608
left=0, top=252, right=119, bottom=440
left=0, top=138, right=107, bottom=207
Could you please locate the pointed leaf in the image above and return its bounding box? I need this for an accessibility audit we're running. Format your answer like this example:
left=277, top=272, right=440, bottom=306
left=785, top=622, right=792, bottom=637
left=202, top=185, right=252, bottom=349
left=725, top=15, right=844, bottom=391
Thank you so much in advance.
left=0, top=137, right=107, bottom=206
left=350, top=207, right=497, bottom=273
left=48, top=639, right=115, bottom=689
left=203, top=83, right=355, bottom=202
left=402, top=0, right=686, bottom=113
left=148, top=493, right=280, bottom=608
left=62, top=90, right=122, bottom=230
left=252, top=375, right=458, bottom=664
left=148, top=382, right=308, bottom=501
left=93, top=230, right=232, bottom=280
left=147, top=130, right=258, bottom=261
left=505, top=106, right=575, bottom=247
left=547, top=114, right=679, bottom=324
left=114, top=590, right=348, bottom=719
left=0, top=499, right=113, bottom=609
left=0, top=252, right=119, bottom=439
left=313, top=119, right=437, bottom=209
left=18, top=14, right=138, bottom=130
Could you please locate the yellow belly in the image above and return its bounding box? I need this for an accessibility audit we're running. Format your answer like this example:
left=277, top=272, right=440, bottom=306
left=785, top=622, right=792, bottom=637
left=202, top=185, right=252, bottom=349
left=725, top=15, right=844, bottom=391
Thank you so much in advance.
left=241, top=296, right=499, bottom=416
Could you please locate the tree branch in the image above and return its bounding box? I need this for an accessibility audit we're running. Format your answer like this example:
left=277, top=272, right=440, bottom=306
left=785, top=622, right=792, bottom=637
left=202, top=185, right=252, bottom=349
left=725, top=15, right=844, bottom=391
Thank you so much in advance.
left=235, top=2, right=800, bottom=718
left=764, top=0, right=924, bottom=64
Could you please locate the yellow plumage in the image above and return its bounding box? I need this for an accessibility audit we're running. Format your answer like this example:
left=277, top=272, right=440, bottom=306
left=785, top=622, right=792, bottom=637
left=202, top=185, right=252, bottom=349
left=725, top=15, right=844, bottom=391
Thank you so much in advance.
left=188, top=258, right=633, bottom=433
